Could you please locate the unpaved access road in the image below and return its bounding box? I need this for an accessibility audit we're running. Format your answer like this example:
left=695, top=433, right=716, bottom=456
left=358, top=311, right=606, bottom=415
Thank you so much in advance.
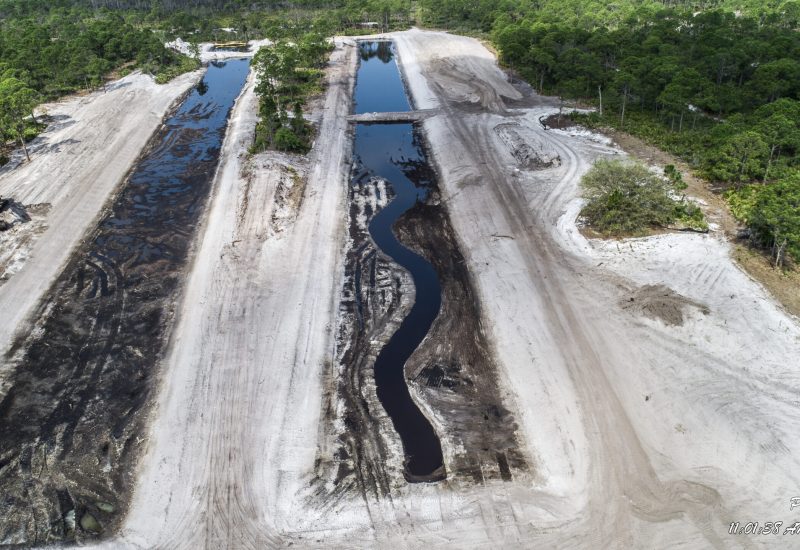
left=50, top=29, right=800, bottom=549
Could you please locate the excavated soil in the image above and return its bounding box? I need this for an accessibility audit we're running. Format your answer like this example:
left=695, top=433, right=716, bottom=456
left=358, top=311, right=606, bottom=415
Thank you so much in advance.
left=315, top=172, right=413, bottom=499
left=395, top=197, right=527, bottom=483
left=0, top=200, right=49, bottom=286
left=620, top=284, right=710, bottom=326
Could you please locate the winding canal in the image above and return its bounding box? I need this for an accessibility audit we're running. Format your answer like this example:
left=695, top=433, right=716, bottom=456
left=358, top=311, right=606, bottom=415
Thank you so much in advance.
left=352, top=41, right=445, bottom=481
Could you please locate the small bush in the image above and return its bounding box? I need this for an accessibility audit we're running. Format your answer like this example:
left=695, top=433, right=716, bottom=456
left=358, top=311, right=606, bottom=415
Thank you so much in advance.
left=580, top=158, right=704, bottom=235
left=674, top=202, right=709, bottom=232
left=725, top=184, right=762, bottom=223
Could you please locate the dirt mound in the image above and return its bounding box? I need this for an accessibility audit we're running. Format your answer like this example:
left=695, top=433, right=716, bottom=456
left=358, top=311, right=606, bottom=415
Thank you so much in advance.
left=267, top=160, right=307, bottom=237
left=494, top=122, right=560, bottom=170
left=620, top=284, right=709, bottom=326
left=540, top=113, right=579, bottom=130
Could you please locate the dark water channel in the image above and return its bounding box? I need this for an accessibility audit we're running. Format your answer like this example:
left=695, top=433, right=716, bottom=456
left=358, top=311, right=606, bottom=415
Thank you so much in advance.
left=0, top=58, right=249, bottom=541
left=352, top=42, right=445, bottom=481
left=354, top=41, right=411, bottom=114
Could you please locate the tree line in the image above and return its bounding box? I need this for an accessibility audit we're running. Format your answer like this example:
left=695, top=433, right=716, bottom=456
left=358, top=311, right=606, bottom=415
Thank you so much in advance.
left=0, top=5, right=201, bottom=164
left=472, top=2, right=799, bottom=267
left=1, top=0, right=797, bottom=265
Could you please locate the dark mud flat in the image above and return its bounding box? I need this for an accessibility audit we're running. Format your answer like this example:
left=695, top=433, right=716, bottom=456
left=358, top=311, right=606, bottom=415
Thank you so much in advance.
left=395, top=199, right=527, bottom=483
left=314, top=122, right=525, bottom=500
left=0, top=58, right=249, bottom=546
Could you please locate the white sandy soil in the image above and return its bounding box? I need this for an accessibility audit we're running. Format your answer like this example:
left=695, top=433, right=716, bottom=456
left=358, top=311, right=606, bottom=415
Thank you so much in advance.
left=166, top=38, right=272, bottom=62
left=0, top=69, right=200, bottom=366
left=87, top=29, right=800, bottom=549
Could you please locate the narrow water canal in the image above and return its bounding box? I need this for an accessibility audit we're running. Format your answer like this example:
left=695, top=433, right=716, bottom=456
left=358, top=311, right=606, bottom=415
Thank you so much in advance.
left=354, top=41, right=411, bottom=114
left=0, top=58, right=250, bottom=539
left=352, top=41, right=445, bottom=481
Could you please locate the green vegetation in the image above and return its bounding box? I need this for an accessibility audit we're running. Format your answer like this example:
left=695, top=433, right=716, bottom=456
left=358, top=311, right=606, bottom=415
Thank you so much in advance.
left=580, top=158, right=706, bottom=235
left=0, top=11, right=195, bottom=97
left=458, top=0, right=799, bottom=266
left=251, top=32, right=331, bottom=154
left=725, top=176, right=800, bottom=267
left=153, top=51, right=199, bottom=83
left=0, top=5, right=202, bottom=163
left=0, top=76, right=39, bottom=161
left=0, top=0, right=411, bottom=163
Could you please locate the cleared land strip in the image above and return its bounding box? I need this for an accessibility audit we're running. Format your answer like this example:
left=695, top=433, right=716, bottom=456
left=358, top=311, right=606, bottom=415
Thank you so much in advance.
left=110, top=39, right=356, bottom=549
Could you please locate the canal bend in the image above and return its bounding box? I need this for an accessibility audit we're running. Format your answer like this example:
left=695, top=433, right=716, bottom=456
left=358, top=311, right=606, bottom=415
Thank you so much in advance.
left=352, top=41, right=445, bottom=481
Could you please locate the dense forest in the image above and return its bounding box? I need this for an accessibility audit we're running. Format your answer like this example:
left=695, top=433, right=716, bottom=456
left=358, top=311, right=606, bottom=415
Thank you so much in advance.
left=1, top=0, right=798, bottom=265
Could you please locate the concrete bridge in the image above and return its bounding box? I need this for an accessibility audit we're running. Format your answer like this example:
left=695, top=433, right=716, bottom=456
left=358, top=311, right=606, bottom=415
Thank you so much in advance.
left=346, top=109, right=439, bottom=123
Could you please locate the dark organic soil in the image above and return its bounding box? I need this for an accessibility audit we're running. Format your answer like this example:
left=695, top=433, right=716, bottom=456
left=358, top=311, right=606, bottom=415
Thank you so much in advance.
left=0, top=60, right=249, bottom=546
left=540, top=113, right=579, bottom=130
left=314, top=134, right=526, bottom=500
left=395, top=198, right=527, bottom=483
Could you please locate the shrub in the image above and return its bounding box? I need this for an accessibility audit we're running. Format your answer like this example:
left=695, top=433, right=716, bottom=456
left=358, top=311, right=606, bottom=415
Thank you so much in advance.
left=580, top=158, right=704, bottom=235
left=725, top=184, right=762, bottom=223
left=273, top=127, right=308, bottom=153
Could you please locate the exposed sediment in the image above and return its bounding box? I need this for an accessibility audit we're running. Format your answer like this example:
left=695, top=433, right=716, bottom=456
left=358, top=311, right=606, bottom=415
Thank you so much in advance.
left=315, top=121, right=525, bottom=499
left=395, top=197, right=527, bottom=483
left=0, top=60, right=250, bottom=546
left=318, top=172, right=415, bottom=498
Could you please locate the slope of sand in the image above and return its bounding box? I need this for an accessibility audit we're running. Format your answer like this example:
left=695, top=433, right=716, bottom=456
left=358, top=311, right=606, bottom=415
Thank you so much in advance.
left=0, top=70, right=200, bottom=362
left=94, top=30, right=800, bottom=549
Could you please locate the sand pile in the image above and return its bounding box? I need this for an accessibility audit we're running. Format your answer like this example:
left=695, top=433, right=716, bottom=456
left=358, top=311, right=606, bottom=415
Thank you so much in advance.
left=620, top=283, right=709, bottom=325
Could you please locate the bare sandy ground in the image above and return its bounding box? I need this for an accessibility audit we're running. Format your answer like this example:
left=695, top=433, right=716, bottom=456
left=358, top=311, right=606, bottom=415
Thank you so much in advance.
left=0, top=70, right=200, bottom=364
left=166, top=38, right=271, bottom=62
left=85, top=30, right=800, bottom=549
left=394, top=29, right=800, bottom=548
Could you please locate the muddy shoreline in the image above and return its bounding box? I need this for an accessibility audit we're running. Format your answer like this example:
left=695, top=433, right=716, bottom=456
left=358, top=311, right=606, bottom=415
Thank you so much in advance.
left=0, top=60, right=249, bottom=546
left=394, top=197, right=528, bottom=483
left=314, top=117, right=526, bottom=499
